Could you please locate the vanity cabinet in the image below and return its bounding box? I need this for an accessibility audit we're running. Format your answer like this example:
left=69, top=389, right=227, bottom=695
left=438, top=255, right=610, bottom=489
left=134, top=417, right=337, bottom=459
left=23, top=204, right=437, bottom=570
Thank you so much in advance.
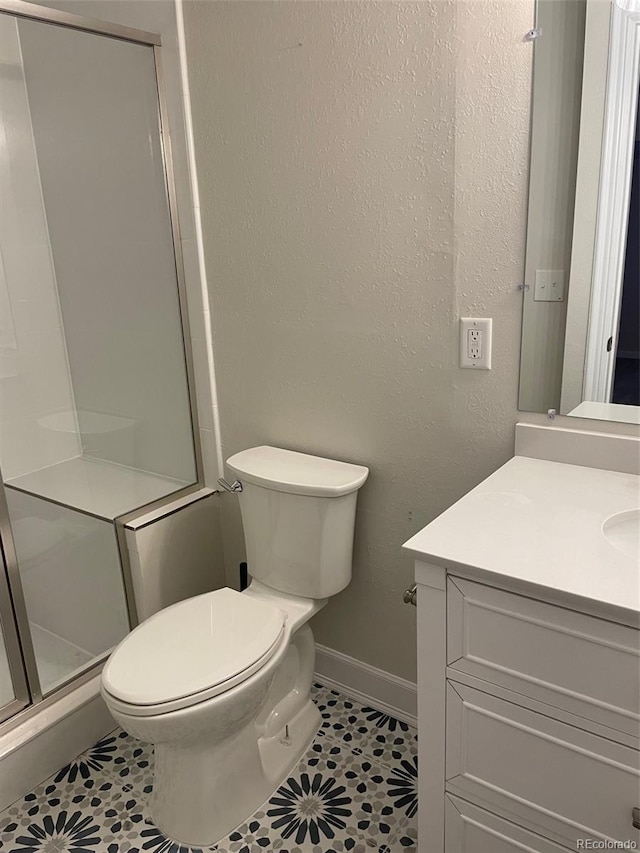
left=414, top=565, right=640, bottom=852
left=447, top=578, right=640, bottom=739
left=445, top=795, right=570, bottom=853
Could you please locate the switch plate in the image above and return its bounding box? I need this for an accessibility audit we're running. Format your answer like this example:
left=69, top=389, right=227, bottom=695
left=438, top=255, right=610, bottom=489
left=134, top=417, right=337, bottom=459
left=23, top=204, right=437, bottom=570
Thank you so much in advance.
left=460, top=317, right=492, bottom=369
left=534, top=269, right=565, bottom=302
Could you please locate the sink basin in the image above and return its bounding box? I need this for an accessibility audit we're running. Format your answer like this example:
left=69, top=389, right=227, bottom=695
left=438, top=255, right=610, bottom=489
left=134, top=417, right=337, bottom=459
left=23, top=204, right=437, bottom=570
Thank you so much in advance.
left=602, top=509, right=640, bottom=559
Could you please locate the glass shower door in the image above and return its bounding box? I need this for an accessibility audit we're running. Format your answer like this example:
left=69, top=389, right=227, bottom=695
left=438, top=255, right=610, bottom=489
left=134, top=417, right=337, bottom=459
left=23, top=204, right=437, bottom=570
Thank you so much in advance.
left=0, top=6, right=200, bottom=706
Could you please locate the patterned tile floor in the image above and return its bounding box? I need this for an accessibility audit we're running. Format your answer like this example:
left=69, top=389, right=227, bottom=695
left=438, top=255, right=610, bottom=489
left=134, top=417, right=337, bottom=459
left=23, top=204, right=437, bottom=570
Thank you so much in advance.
left=0, top=684, right=417, bottom=853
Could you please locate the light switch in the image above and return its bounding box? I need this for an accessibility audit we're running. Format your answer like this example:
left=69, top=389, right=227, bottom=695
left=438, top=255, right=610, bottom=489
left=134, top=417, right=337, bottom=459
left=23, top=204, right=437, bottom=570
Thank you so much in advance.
left=534, top=270, right=565, bottom=302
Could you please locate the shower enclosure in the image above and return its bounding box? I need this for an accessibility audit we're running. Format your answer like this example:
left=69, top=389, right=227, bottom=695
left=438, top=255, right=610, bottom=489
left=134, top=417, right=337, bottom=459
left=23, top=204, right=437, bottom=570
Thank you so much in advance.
left=0, top=1, right=201, bottom=727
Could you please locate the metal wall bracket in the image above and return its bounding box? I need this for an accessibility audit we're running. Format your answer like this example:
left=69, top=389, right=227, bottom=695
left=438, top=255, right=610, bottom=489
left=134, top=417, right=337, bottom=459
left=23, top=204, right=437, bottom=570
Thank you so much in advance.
left=524, top=27, right=542, bottom=42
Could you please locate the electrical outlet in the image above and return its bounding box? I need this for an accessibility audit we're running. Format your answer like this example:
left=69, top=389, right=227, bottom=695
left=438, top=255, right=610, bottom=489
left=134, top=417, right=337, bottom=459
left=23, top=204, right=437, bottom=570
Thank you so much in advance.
left=460, top=318, right=492, bottom=369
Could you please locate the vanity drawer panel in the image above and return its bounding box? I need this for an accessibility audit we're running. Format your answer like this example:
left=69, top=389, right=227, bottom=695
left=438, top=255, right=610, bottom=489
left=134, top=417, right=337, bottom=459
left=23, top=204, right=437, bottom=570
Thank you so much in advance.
left=446, top=682, right=640, bottom=849
left=447, top=577, right=640, bottom=737
left=445, top=795, right=570, bottom=852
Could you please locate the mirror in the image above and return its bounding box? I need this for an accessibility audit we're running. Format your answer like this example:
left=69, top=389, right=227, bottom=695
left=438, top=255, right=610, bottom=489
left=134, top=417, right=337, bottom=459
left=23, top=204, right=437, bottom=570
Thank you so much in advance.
left=518, top=0, right=640, bottom=425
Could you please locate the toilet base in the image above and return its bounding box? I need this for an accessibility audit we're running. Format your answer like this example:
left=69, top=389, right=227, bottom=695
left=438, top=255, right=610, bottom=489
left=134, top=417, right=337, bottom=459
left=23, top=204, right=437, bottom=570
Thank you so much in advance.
left=150, top=698, right=321, bottom=848
left=257, top=695, right=321, bottom=790
left=103, top=613, right=323, bottom=848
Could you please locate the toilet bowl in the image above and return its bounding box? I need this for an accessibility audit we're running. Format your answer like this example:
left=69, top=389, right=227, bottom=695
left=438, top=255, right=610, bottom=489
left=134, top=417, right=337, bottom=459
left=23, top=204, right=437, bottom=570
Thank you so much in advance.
left=101, top=446, right=368, bottom=846
left=102, top=583, right=325, bottom=846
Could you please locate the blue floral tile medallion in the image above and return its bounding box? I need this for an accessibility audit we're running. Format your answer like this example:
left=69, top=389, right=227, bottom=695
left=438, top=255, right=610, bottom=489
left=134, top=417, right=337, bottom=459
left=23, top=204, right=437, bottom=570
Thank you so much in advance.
left=138, top=824, right=217, bottom=853
left=10, top=810, right=100, bottom=853
left=54, top=736, right=118, bottom=785
left=361, top=708, right=410, bottom=735
left=267, top=773, right=351, bottom=846
left=387, top=756, right=418, bottom=819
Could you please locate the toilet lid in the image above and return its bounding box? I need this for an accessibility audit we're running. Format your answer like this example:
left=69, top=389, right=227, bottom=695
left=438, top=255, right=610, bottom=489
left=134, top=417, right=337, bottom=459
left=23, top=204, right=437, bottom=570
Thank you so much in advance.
left=102, top=588, right=285, bottom=710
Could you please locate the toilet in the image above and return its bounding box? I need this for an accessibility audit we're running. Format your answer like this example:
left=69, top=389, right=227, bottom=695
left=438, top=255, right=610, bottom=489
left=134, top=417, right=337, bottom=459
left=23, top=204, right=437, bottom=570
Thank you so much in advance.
left=101, top=446, right=368, bottom=847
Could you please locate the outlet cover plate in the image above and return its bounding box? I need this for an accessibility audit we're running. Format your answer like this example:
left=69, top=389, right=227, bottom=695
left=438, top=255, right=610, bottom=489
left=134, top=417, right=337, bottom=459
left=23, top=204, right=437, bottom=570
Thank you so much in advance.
left=460, top=317, right=492, bottom=369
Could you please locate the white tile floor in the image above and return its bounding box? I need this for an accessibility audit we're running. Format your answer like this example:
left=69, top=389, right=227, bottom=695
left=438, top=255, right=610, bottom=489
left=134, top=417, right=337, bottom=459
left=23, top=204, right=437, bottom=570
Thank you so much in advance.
left=0, top=683, right=417, bottom=853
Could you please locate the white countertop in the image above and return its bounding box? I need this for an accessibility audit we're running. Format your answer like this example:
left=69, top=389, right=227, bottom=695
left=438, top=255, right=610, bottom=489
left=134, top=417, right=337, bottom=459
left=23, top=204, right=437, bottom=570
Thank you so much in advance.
left=403, top=456, right=640, bottom=618
left=567, top=401, right=640, bottom=426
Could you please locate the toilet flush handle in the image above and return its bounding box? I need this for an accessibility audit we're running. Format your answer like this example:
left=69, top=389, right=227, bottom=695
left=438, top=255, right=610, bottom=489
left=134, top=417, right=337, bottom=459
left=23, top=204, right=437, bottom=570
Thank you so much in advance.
left=403, top=583, right=417, bottom=606
left=217, top=478, right=243, bottom=493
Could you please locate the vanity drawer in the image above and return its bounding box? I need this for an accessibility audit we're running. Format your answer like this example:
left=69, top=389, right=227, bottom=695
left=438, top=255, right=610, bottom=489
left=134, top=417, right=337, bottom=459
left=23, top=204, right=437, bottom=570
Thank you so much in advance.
left=445, top=795, right=570, bottom=852
left=447, top=577, right=640, bottom=737
left=446, top=682, right=640, bottom=849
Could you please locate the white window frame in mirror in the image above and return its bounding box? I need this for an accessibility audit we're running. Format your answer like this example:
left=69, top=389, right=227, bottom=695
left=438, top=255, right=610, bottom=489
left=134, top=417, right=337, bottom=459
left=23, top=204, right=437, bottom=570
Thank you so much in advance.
left=583, top=0, right=640, bottom=403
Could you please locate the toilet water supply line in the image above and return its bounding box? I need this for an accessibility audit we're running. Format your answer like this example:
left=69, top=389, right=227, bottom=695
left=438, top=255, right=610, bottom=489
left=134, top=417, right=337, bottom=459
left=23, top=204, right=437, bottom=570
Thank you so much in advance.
left=215, top=478, right=245, bottom=590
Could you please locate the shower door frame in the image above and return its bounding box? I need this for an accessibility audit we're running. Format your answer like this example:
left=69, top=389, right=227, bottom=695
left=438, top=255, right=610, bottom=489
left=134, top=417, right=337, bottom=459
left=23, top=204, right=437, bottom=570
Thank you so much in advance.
left=0, top=512, right=32, bottom=723
left=0, top=0, right=205, bottom=729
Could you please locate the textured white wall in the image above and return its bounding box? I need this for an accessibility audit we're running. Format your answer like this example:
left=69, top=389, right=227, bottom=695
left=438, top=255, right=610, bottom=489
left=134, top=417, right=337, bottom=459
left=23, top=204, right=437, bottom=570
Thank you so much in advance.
left=184, top=0, right=534, bottom=681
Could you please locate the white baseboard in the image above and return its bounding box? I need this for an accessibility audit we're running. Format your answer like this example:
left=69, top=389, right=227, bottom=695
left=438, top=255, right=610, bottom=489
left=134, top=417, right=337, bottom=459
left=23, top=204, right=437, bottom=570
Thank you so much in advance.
left=314, top=644, right=417, bottom=728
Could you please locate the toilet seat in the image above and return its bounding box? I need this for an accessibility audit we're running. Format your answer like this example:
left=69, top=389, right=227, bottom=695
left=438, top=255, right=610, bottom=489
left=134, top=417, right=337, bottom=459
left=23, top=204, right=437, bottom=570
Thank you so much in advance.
left=101, top=587, right=286, bottom=716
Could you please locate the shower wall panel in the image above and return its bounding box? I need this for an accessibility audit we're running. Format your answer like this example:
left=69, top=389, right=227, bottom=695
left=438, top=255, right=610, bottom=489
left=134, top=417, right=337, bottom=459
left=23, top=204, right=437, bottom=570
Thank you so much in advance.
left=18, top=19, right=197, bottom=484
left=125, top=490, right=225, bottom=621
left=5, top=488, right=128, bottom=693
left=0, top=17, right=80, bottom=480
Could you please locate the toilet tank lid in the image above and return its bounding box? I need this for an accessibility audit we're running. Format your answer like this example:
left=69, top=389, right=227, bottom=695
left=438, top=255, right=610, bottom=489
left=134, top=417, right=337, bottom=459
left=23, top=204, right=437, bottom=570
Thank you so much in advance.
left=226, top=446, right=369, bottom=497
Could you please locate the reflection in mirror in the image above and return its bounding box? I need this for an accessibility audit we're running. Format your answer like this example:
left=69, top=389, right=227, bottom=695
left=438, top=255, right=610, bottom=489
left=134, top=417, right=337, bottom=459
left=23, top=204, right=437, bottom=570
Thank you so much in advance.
left=519, top=0, right=640, bottom=425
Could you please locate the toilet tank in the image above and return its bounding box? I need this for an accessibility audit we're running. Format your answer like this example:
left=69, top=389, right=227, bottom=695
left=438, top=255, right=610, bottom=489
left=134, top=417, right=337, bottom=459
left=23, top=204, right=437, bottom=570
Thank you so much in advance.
left=226, top=447, right=368, bottom=599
